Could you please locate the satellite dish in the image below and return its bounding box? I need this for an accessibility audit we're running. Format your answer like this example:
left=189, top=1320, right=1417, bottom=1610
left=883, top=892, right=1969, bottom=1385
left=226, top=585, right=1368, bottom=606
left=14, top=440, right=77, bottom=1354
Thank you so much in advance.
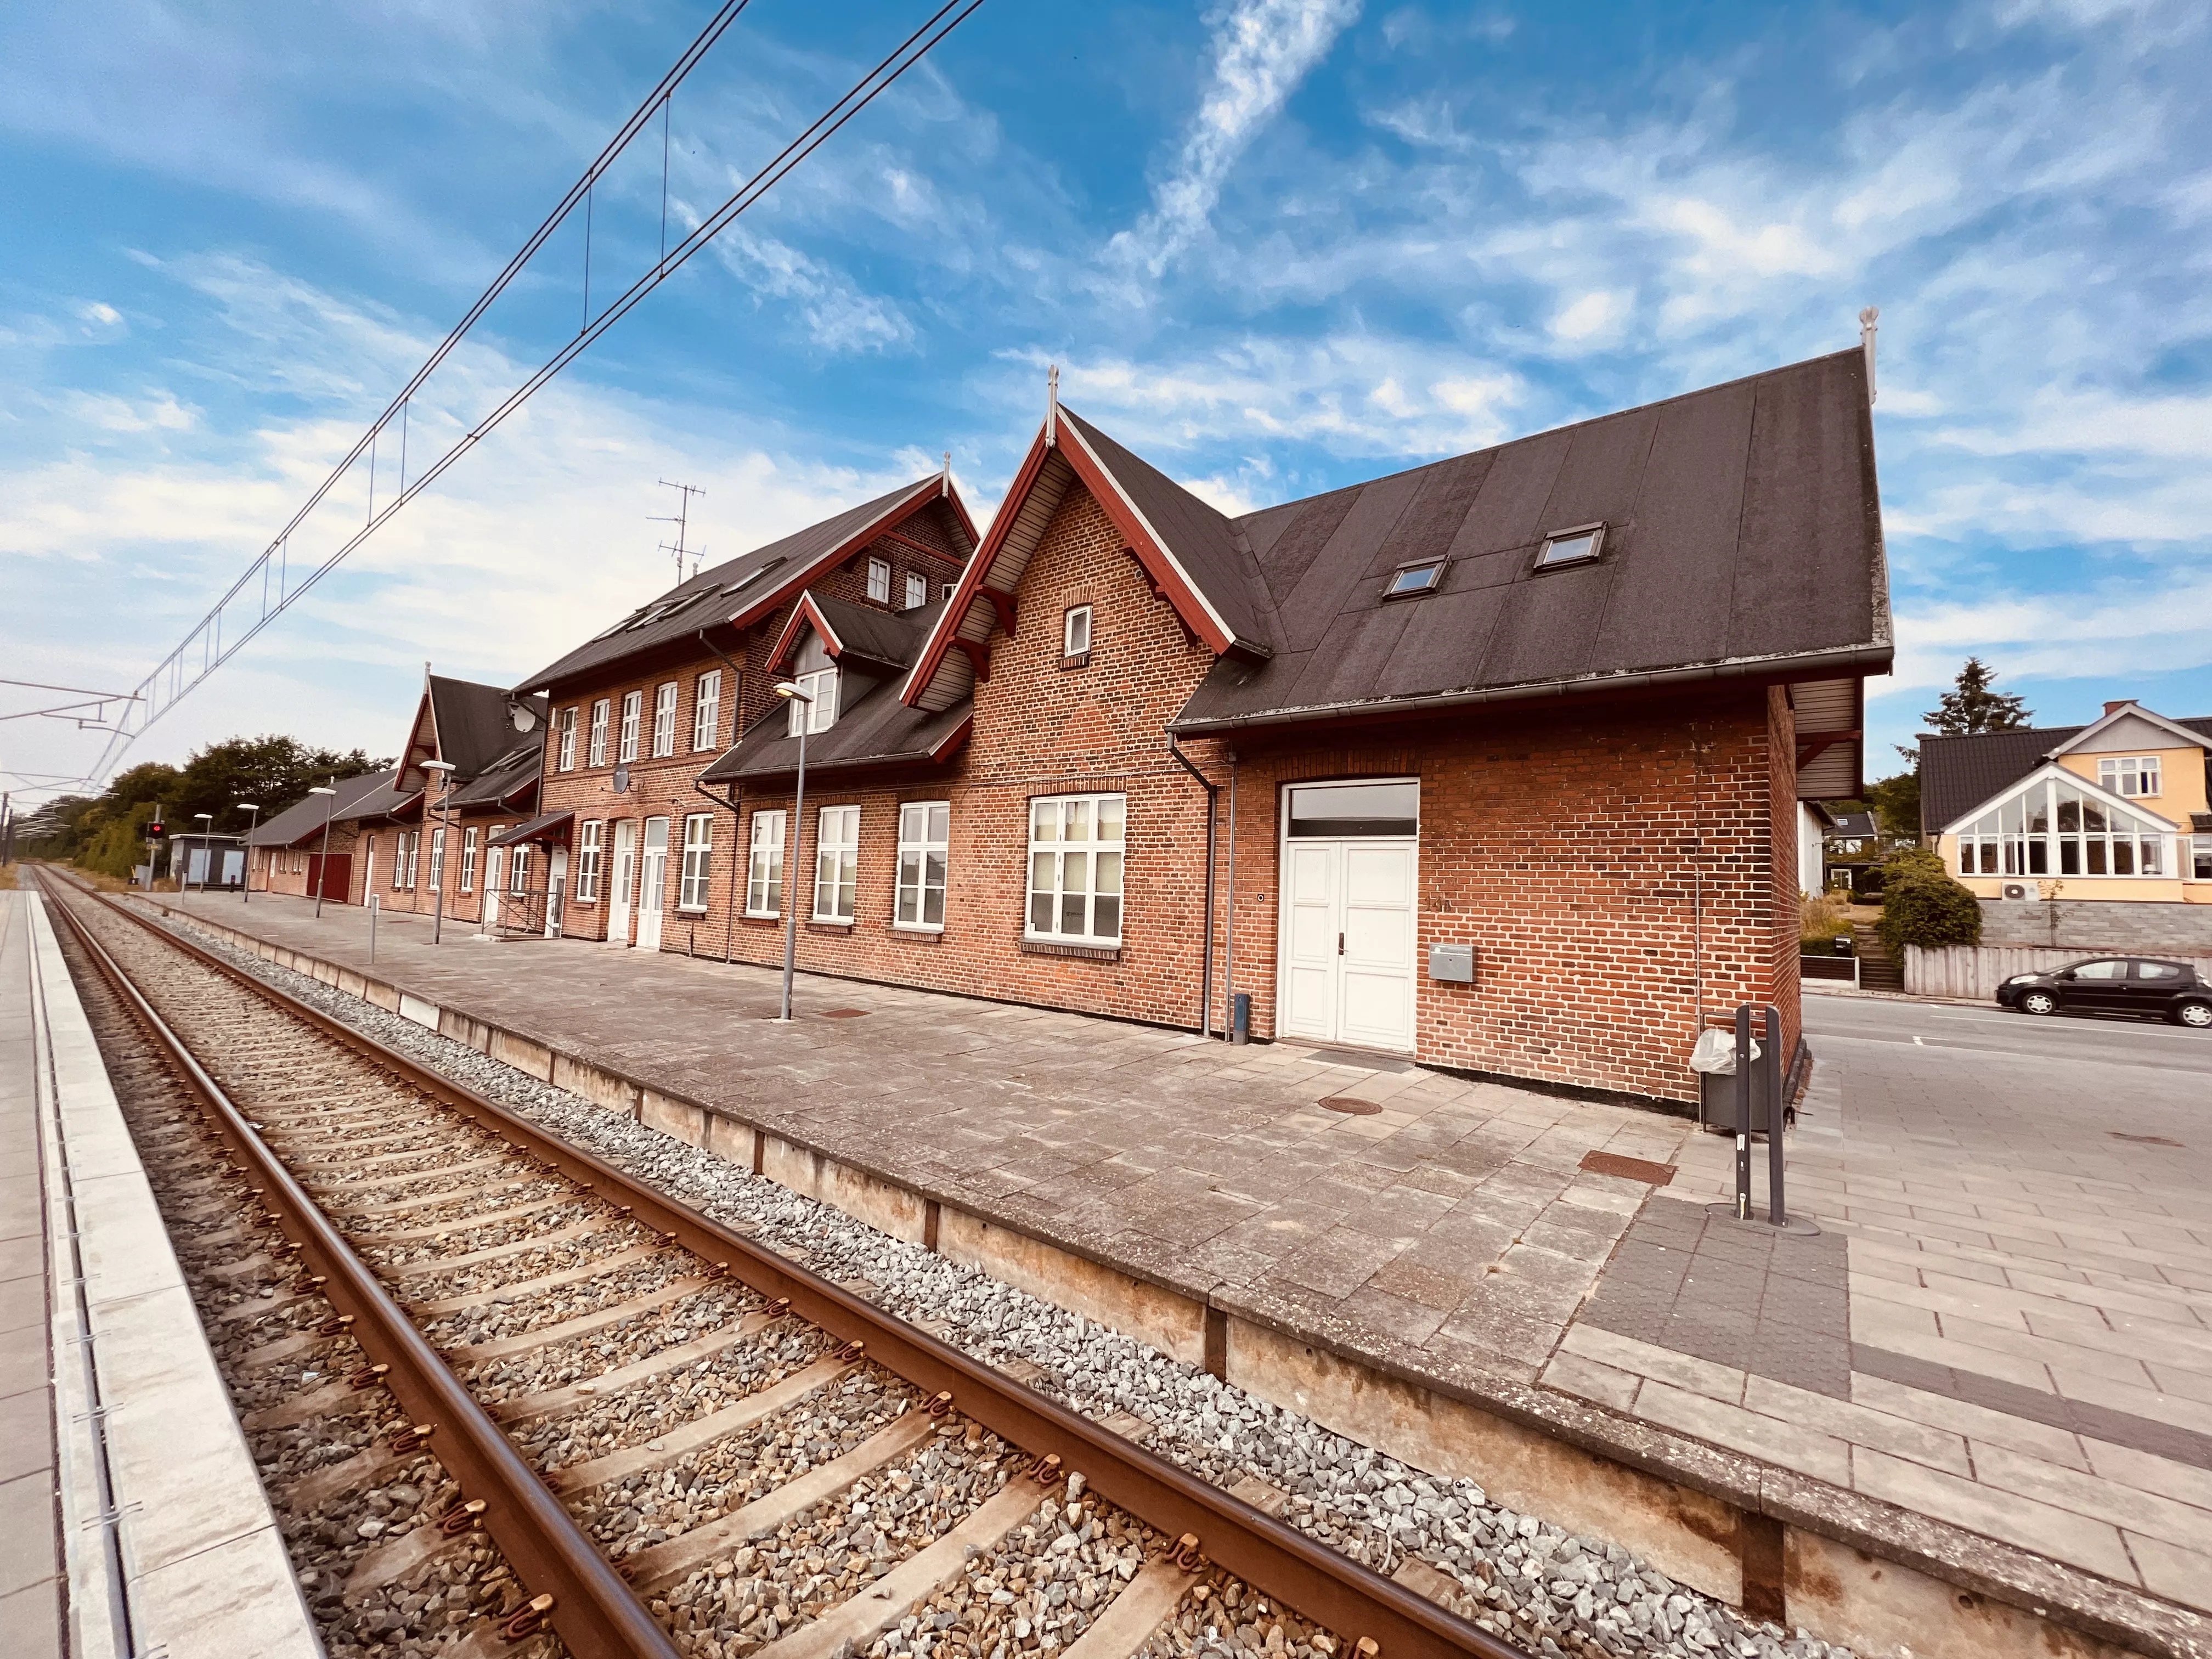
left=511, top=702, right=539, bottom=732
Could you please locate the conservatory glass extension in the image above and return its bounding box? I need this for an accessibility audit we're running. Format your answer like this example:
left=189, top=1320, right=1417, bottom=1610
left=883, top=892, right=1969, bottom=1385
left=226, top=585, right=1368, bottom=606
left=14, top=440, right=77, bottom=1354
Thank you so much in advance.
left=1955, top=769, right=2174, bottom=878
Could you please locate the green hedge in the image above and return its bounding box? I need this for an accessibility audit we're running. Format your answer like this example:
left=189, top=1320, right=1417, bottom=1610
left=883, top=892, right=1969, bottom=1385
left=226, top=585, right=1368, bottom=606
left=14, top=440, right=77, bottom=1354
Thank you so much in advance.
left=1877, top=847, right=1983, bottom=955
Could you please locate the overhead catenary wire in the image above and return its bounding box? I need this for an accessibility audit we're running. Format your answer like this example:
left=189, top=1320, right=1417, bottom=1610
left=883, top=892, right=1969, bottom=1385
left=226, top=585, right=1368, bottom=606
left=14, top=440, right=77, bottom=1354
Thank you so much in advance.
left=90, top=0, right=985, bottom=781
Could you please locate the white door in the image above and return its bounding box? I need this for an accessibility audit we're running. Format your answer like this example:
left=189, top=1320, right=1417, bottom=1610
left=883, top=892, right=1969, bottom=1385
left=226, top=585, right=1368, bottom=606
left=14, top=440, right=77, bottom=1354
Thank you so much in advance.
left=546, top=849, right=568, bottom=939
left=484, top=846, right=504, bottom=928
left=1276, top=781, right=1420, bottom=1053
left=635, top=817, right=669, bottom=952
left=607, top=820, right=636, bottom=946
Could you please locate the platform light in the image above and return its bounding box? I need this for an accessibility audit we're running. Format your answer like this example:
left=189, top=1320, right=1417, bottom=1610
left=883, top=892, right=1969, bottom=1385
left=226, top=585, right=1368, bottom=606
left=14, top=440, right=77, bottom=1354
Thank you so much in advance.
left=771, top=681, right=813, bottom=1023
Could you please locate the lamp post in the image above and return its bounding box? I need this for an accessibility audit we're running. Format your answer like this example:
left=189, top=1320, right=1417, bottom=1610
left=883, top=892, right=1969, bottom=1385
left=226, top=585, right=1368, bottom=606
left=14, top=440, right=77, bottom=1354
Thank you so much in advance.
left=191, top=813, right=213, bottom=895
left=236, top=803, right=259, bottom=903
left=308, top=785, right=338, bottom=918
left=772, top=680, right=812, bottom=1023
left=422, top=760, right=455, bottom=945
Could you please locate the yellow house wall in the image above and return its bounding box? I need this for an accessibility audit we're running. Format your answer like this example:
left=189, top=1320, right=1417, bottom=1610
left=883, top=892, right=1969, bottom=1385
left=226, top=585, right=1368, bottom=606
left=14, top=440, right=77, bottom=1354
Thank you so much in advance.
left=2051, top=743, right=2209, bottom=817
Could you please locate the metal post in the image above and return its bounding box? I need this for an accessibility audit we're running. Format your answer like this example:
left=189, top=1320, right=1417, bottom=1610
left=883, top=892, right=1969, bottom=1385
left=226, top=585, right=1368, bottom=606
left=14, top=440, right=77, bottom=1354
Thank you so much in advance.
left=780, top=723, right=807, bottom=1022
left=314, top=789, right=336, bottom=918
left=1734, top=1004, right=1753, bottom=1222
left=369, top=894, right=379, bottom=963
left=1763, top=1003, right=1787, bottom=1227
left=240, top=805, right=260, bottom=902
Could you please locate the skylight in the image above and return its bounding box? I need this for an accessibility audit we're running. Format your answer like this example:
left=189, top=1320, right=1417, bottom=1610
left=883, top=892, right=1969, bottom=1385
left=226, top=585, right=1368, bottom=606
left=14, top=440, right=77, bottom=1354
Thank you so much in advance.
left=725, top=556, right=787, bottom=595
left=1538, top=524, right=1605, bottom=567
left=1384, top=560, right=1444, bottom=599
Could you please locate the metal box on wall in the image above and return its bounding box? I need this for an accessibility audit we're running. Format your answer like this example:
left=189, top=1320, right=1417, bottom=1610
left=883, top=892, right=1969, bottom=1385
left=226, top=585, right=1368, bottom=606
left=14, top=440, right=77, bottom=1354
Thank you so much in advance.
left=1427, top=943, right=1475, bottom=984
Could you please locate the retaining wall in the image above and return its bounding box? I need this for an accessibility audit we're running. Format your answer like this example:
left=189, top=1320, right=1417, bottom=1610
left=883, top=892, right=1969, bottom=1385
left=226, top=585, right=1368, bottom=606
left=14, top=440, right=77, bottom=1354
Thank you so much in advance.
left=1907, top=944, right=2212, bottom=1001
left=1977, top=899, right=2212, bottom=952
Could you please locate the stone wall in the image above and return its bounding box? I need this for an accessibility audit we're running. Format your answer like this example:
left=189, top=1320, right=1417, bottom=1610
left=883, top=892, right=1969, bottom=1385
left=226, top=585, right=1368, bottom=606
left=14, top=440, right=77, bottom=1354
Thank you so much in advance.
left=1977, top=898, right=2212, bottom=951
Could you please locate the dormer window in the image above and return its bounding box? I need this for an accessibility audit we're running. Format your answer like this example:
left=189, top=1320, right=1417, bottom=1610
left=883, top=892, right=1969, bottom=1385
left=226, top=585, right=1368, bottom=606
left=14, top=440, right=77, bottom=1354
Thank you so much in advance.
left=1063, top=605, right=1092, bottom=661
left=1538, top=523, right=1605, bottom=568
left=2100, top=757, right=2161, bottom=797
left=905, top=572, right=928, bottom=610
left=785, top=668, right=838, bottom=735
left=866, top=557, right=891, bottom=603
left=1383, top=560, right=1443, bottom=599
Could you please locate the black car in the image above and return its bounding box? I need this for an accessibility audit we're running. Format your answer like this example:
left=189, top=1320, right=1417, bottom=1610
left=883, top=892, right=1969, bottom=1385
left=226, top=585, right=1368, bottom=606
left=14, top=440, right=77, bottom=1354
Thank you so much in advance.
left=1996, top=957, right=2212, bottom=1027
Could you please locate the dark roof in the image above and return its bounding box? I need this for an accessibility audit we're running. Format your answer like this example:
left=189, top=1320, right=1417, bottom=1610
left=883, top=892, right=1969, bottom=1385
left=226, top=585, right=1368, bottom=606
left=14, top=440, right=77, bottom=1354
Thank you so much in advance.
left=490, top=809, right=573, bottom=847
left=802, top=593, right=940, bottom=670
left=1825, top=810, right=1877, bottom=839
left=428, top=676, right=544, bottom=780
left=1919, top=717, right=2212, bottom=833
left=517, top=476, right=955, bottom=694
left=1113, top=347, right=1893, bottom=732
left=246, top=769, right=399, bottom=845
left=448, top=736, right=545, bottom=810
left=332, top=774, right=423, bottom=825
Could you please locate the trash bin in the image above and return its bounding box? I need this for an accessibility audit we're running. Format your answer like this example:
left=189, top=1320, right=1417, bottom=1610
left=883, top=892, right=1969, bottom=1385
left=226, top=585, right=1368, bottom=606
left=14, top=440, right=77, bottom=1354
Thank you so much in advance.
left=1832, top=935, right=1854, bottom=958
left=1691, top=1027, right=1772, bottom=1136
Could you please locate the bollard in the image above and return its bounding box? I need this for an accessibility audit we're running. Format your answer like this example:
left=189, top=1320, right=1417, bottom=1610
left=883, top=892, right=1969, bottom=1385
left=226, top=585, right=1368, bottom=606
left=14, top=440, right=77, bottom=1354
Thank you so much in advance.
left=1762, top=1002, right=1787, bottom=1227
left=1733, top=1005, right=1754, bottom=1221
left=369, top=894, right=379, bottom=964
left=1231, top=992, right=1250, bottom=1045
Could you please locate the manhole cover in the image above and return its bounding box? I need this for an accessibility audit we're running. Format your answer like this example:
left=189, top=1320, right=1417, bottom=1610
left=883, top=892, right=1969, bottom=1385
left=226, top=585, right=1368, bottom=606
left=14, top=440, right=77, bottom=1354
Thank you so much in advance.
left=2110, top=1131, right=2181, bottom=1147
left=820, top=1008, right=869, bottom=1019
left=1321, top=1097, right=1381, bottom=1115
left=1580, top=1150, right=1677, bottom=1186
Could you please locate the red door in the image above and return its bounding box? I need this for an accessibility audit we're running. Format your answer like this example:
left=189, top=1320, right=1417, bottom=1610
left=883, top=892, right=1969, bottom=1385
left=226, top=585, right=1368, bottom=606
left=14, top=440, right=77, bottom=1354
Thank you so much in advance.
left=307, top=854, right=353, bottom=903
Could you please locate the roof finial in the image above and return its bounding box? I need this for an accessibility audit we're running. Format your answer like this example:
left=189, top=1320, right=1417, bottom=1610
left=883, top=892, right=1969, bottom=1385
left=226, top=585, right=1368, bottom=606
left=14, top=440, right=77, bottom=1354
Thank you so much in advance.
left=1858, top=306, right=1879, bottom=404
left=1045, top=363, right=1059, bottom=447
left=940, top=450, right=951, bottom=497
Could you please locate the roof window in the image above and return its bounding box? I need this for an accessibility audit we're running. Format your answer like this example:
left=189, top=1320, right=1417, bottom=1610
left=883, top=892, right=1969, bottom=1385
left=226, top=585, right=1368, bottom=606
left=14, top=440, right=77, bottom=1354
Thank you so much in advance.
left=725, top=557, right=787, bottom=596
left=1383, top=560, right=1444, bottom=600
left=1537, top=523, right=1605, bottom=568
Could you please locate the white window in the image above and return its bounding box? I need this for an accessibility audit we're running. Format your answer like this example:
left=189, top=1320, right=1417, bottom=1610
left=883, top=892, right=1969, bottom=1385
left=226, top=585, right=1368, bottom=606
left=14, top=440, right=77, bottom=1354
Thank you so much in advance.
left=866, top=557, right=891, bottom=603
left=1538, top=523, right=1605, bottom=567
left=680, top=813, right=714, bottom=910
left=785, top=667, right=838, bottom=736
left=1063, top=605, right=1092, bottom=658
left=619, top=690, right=642, bottom=763
left=577, top=820, right=603, bottom=901
left=1954, top=772, right=2170, bottom=878
left=943, top=583, right=957, bottom=601
left=746, top=810, right=785, bottom=917
left=391, top=831, right=407, bottom=889
left=2195, top=837, right=2212, bottom=881
left=693, top=670, right=721, bottom=752
left=510, top=843, right=530, bottom=895
left=589, top=699, right=610, bottom=767
left=1027, top=794, right=1124, bottom=944
left=430, top=826, right=446, bottom=890
left=652, top=681, right=678, bottom=757
left=814, top=805, right=859, bottom=921
left=405, top=831, right=420, bottom=890
left=2098, top=757, right=2161, bottom=797
left=556, top=707, right=578, bottom=771
left=460, top=826, right=478, bottom=892
left=905, top=572, right=928, bottom=611
left=895, top=802, right=949, bottom=930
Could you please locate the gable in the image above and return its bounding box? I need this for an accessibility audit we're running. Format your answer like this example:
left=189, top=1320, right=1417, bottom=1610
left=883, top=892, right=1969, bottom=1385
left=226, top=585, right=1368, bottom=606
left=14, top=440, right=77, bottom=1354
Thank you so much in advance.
left=2059, top=710, right=2202, bottom=758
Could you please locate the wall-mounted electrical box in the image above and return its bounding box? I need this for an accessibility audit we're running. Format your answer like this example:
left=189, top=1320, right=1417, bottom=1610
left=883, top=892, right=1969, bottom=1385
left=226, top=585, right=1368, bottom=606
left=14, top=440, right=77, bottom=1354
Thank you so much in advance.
left=1427, top=943, right=1475, bottom=984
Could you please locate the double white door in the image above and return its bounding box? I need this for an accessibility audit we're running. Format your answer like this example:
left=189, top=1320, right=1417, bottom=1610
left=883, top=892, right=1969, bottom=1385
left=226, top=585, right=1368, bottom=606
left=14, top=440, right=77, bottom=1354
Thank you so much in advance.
left=635, top=817, right=670, bottom=952
left=607, top=820, right=636, bottom=945
left=1279, top=838, right=1418, bottom=1052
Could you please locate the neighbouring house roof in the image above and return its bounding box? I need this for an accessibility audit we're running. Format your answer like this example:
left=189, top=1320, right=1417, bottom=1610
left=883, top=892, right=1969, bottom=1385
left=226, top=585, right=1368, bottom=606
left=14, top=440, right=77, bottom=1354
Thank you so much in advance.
left=904, top=349, right=1888, bottom=792
left=703, top=591, right=971, bottom=784
left=246, top=769, right=400, bottom=846
left=1935, top=759, right=2177, bottom=837
left=1824, top=810, right=1877, bottom=840
left=1918, top=715, right=2212, bottom=835
left=516, top=475, right=977, bottom=696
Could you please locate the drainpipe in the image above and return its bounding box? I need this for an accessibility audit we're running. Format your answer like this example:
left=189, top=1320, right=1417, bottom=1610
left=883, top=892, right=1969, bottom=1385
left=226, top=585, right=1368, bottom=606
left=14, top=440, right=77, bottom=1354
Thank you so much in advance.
left=1225, top=751, right=1239, bottom=1041
left=1167, top=735, right=1220, bottom=1039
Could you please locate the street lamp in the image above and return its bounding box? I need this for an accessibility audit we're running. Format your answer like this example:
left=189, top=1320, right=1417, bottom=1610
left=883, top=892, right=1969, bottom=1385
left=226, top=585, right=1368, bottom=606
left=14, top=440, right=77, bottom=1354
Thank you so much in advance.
left=236, top=802, right=259, bottom=904
left=772, top=680, right=812, bottom=1023
left=308, top=785, right=338, bottom=918
left=192, top=813, right=213, bottom=895
left=422, top=760, right=456, bottom=945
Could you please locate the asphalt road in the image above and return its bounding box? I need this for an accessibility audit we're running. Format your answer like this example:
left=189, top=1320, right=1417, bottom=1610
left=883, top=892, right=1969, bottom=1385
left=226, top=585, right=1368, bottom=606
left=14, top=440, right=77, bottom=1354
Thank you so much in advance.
left=1801, top=988, right=2212, bottom=1183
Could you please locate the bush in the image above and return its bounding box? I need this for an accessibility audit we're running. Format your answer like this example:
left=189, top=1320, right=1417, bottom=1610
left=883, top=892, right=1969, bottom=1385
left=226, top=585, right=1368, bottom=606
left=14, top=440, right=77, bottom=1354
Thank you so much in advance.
left=1800, top=893, right=1852, bottom=946
left=1878, top=862, right=1983, bottom=955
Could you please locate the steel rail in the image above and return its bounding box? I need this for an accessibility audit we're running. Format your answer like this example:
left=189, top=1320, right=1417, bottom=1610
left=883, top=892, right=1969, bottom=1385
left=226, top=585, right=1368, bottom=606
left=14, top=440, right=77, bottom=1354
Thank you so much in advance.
left=48, top=872, right=1529, bottom=1659
left=38, top=874, right=685, bottom=1659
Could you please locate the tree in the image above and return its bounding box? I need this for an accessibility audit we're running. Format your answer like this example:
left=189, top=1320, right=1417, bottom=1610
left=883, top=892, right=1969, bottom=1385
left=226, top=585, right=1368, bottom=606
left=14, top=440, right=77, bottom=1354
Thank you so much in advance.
left=1867, top=770, right=1922, bottom=844
left=1922, top=657, right=2032, bottom=738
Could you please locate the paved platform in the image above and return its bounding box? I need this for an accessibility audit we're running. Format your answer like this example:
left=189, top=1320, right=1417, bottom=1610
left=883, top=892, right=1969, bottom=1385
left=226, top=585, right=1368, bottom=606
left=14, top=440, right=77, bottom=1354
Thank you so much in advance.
left=145, top=887, right=2212, bottom=1631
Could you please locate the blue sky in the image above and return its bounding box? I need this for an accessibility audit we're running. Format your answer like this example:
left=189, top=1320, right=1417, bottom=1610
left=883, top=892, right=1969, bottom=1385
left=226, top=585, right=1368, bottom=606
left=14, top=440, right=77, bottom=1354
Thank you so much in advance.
left=5, top=0, right=2210, bottom=799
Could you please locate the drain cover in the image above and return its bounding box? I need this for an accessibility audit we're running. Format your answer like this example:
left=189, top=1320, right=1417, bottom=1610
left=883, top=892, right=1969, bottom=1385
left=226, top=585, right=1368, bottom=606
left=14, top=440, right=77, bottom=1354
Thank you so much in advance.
left=1321, top=1097, right=1381, bottom=1115
left=820, top=1008, right=869, bottom=1018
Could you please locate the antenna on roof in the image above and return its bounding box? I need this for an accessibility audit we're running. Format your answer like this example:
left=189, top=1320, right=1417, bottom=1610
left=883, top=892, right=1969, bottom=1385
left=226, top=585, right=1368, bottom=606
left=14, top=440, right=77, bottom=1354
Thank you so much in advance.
left=1859, top=307, right=1879, bottom=404
left=652, top=479, right=707, bottom=582
left=1045, top=363, right=1059, bottom=447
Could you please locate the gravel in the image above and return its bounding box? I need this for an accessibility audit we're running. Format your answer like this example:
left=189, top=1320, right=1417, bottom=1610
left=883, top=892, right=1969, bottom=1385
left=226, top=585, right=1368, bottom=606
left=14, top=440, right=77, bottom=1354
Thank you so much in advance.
left=163, top=911, right=1857, bottom=1659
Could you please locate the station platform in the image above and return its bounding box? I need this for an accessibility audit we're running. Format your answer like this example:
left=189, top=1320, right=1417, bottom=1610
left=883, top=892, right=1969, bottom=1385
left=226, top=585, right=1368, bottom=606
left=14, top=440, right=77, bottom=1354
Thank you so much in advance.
left=1, top=888, right=317, bottom=1659
left=129, top=884, right=2212, bottom=1659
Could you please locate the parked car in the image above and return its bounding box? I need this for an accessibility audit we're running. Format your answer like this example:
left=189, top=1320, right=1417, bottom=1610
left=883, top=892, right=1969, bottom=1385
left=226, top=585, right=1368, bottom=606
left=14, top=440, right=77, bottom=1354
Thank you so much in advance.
left=1996, top=957, right=2212, bottom=1026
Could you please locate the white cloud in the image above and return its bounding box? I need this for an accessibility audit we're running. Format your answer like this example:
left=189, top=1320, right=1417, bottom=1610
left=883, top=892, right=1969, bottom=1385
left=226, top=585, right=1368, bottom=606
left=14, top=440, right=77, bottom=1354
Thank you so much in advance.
left=706, top=225, right=916, bottom=353
left=1109, top=0, right=1363, bottom=277
left=1549, top=289, right=1632, bottom=345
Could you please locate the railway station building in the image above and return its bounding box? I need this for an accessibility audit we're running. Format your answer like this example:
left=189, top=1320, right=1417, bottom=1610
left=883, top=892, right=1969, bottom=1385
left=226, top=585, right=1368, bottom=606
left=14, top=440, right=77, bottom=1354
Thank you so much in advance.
left=516, top=349, right=1888, bottom=1113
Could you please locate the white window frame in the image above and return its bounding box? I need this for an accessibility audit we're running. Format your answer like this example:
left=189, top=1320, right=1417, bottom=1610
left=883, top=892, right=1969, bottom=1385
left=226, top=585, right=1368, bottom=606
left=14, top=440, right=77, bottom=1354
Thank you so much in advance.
left=576, top=820, right=603, bottom=902
left=904, top=571, right=928, bottom=611
left=652, top=681, right=678, bottom=757
left=509, top=843, right=531, bottom=895
left=866, top=556, right=891, bottom=603
left=679, top=813, right=714, bottom=911
left=1026, top=793, right=1125, bottom=945
left=785, top=667, right=838, bottom=736
left=746, top=810, right=786, bottom=918
left=391, top=831, right=407, bottom=889
left=1953, top=771, right=2172, bottom=879
left=813, top=804, right=859, bottom=922
left=556, top=707, right=578, bottom=771
left=895, top=801, right=950, bottom=932
left=2098, top=756, right=2162, bottom=798
left=1063, top=605, right=1092, bottom=658
left=405, top=830, right=421, bottom=891
left=459, top=826, right=477, bottom=892
left=429, top=826, right=447, bottom=891
left=693, top=670, right=721, bottom=752
left=589, top=699, right=610, bottom=767
left=619, top=690, right=642, bottom=763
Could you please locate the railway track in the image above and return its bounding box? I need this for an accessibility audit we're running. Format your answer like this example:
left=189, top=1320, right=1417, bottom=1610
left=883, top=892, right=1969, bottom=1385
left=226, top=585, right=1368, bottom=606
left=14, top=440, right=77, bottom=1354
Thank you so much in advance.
left=39, top=871, right=1524, bottom=1659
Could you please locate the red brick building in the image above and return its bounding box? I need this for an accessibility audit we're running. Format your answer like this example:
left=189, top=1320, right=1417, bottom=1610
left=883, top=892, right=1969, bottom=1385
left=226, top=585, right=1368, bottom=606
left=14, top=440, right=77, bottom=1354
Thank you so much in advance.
left=524, top=351, right=1886, bottom=1111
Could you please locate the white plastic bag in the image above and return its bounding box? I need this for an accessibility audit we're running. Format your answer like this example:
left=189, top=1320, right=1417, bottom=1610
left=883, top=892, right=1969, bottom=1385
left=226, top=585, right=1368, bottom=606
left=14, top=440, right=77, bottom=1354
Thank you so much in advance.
left=1690, top=1027, right=1760, bottom=1075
